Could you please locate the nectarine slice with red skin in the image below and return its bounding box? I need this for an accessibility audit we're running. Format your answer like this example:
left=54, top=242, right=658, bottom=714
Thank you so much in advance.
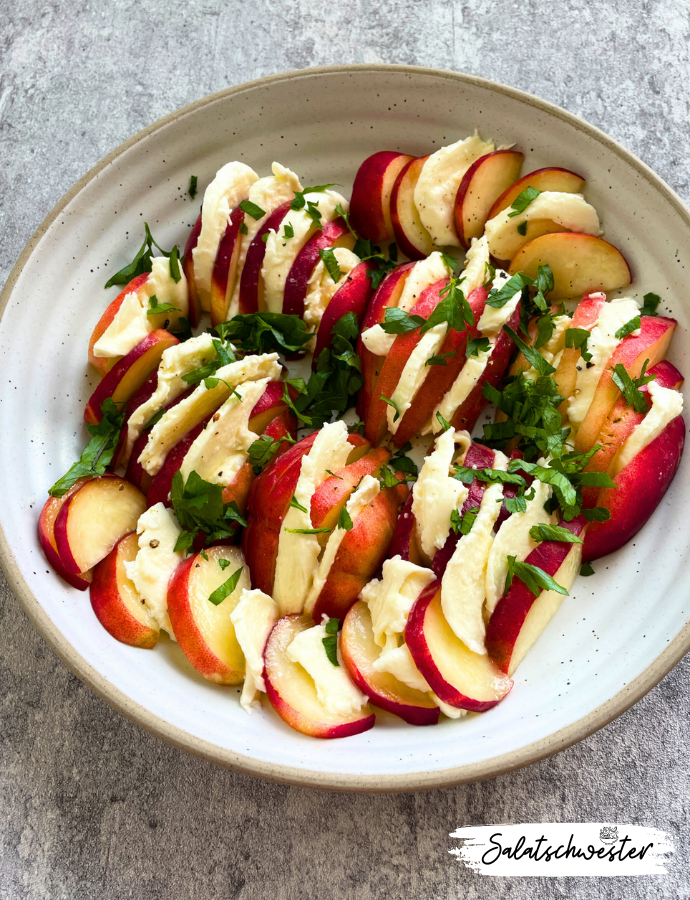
left=312, top=260, right=376, bottom=362
left=405, top=582, right=513, bottom=712
left=84, top=330, right=179, bottom=426
left=583, top=415, right=685, bottom=562
left=391, top=285, right=488, bottom=448
left=341, top=601, right=439, bottom=726
left=574, top=315, right=677, bottom=453
left=553, top=292, right=607, bottom=413
left=38, top=478, right=93, bottom=590
left=209, top=205, right=246, bottom=326
left=310, top=479, right=408, bottom=623
left=508, top=233, right=632, bottom=299
left=167, top=546, right=249, bottom=684
left=350, top=151, right=415, bottom=244
left=238, top=201, right=291, bottom=314
left=88, top=272, right=151, bottom=376
left=488, top=166, right=586, bottom=220
left=111, top=370, right=160, bottom=470
left=90, top=532, right=159, bottom=648
left=356, top=263, right=414, bottom=419
left=183, top=213, right=204, bottom=327
left=386, top=492, right=425, bottom=566
left=54, top=476, right=146, bottom=576
left=390, top=156, right=436, bottom=260
left=283, top=218, right=354, bottom=318
left=581, top=360, right=683, bottom=507
left=485, top=516, right=586, bottom=676
left=263, top=614, right=376, bottom=739
left=454, top=150, right=524, bottom=249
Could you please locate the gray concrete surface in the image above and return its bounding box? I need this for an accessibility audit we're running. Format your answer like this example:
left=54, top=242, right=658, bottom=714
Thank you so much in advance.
left=1, top=1, right=689, bottom=897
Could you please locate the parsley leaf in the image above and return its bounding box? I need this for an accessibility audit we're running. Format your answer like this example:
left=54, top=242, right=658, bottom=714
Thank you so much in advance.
left=615, top=316, right=641, bottom=340
left=582, top=506, right=611, bottom=522
left=436, top=411, right=452, bottom=432
left=335, top=203, right=355, bottom=236
left=466, top=336, right=491, bottom=358
left=290, top=184, right=338, bottom=211
left=283, top=221, right=294, bottom=239
left=380, top=393, right=400, bottom=422
left=247, top=433, right=294, bottom=474
left=440, top=252, right=459, bottom=272
left=319, top=247, right=341, bottom=282
left=218, top=558, right=231, bottom=570
left=380, top=307, right=425, bottom=335
left=640, top=292, right=661, bottom=316
left=612, top=361, right=656, bottom=414
left=503, top=325, right=556, bottom=376
left=338, top=507, right=354, bottom=532
left=507, top=186, right=542, bottom=218
left=529, top=523, right=583, bottom=544
left=189, top=175, right=198, bottom=199
left=451, top=506, right=479, bottom=535
left=214, top=312, right=312, bottom=356
left=565, top=327, right=593, bottom=363
left=239, top=199, right=265, bottom=220
left=390, top=454, right=418, bottom=480
left=285, top=526, right=332, bottom=535
left=322, top=617, right=340, bottom=666
left=239, top=222, right=248, bottom=235
left=423, top=277, right=475, bottom=334
left=425, top=351, right=455, bottom=367
left=147, top=295, right=181, bottom=317
left=486, top=272, right=531, bottom=309
left=378, top=466, right=399, bottom=489
left=517, top=221, right=528, bottom=236
left=171, top=470, right=248, bottom=550
left=208, top=566, right=244, bottom=606
left=289, top=495, right=308, bottom=513
left=48, top=398, right=125, bottom=497
left=503, top=555, right=568, bottom=598
left=580, top=562, right=595, bottom=576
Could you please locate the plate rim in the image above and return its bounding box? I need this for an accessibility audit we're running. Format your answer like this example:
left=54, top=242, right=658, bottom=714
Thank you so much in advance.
left=2, top=62, right=690, bottom=792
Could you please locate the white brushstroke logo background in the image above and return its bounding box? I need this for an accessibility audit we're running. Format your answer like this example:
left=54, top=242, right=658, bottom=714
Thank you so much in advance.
left=449, top=823, right=673, bottom=876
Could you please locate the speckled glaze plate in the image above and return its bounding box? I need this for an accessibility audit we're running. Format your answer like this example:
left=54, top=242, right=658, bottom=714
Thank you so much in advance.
left=1, top=65, right=689, bottom=792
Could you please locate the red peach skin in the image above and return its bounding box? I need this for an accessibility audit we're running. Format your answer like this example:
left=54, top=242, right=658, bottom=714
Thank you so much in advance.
left=88, top=272, right=150, bottom=375
left=312, top=260, right=375, bottom=362
left=350, top=151, right=414, bottom=244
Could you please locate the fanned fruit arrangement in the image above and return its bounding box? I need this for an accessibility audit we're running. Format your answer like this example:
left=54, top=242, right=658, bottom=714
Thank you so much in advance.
left=39, top=132, right=685, bottom=739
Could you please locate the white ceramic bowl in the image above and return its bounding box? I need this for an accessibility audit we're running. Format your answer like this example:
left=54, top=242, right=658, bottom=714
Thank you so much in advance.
left=2, top=65, right=689, bottom=792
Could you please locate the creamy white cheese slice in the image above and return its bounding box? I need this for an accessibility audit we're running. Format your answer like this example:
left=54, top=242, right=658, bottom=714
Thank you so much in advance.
left=303, top=474, right=380, bottom=615
left=414, top=131, right=496, bottom=247
left=125, top=333, right=217, bottom=461
left=124, top=503, right=183, bottom=639
left=226, top=163, right=302, bottom=319
left=411, top=428, right=471, bottom=559
left=360, top=555, right=436, bottom=648
left=616, top=381, right=684, bottom=474
left=360, top=252, right=453, bottom=357
left=273, top=421, right=352, bottom=616
left=262, top=190, right=348, bottom=314
left=567, top=297, right=641, bottom=429
left=303, top=247, right=361, bottom=331
left=372, top=642, right=430, bottom=692
left=286, top=621, right=367, bottom=717
left=139, top=353, right=280, bottom=476
left=179, top=377, right=270, bottom=486
left=388, top=323, right=447, bottom=433
left=192, top=161, right=259, bottom=306
left=485, top=478, right=556, bottom=616
left=230, top=588, right=279, bottom=713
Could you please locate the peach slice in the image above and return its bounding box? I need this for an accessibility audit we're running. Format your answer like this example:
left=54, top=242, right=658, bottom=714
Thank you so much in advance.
left=209, top=206, right=246, bottom=326
left=405, top=582, right=512, bottom=712
left=183, top=214, right=204, bottom=328
left=553, top=292, right=607, bottom=412
left=341, top=601, right=439, bottom=725
left=88, top=273, right=151, bottom=376
left=485, top=516, right=586, bottom=676
left=390, top=156, right=436, bottom=260
left=282, top=218, right=354, bottom=318
left=37, top=478, right=93, bottom=590
left=238, top=201, right=292, bottom=314
left=84, top=330, right=179, bottom=426
left=454, top=150, right=524, bottom=249
left=312, top=261, right=375, bottom=362
left=167, top=545, right=250, bottom=683
left=350, top=151, right=415, bottom=244
left=488, top=166, right=586, bottom=219
left=583, top=415, right=685, bottom=562
left=54, top=476, right=146, bottom=576
left=508, top=233, right=632, bottom=299
left=574, top=315, right=677, bottom=453
left=90, top=532, right=159, bottom=648
left=263, top=614, right=376, bottom=738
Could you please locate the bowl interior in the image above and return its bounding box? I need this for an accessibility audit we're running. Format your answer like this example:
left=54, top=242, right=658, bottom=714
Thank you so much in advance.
left=2, top=66, right=689, bottom=790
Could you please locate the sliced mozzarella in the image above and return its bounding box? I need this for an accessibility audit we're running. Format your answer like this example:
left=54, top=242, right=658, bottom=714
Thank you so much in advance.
left=360, top=252, right=453, bottom=357
left=141, top=255, right=189, bottom=320
left=123, top=503, right=183, bottom=639
left=414, top=131, right=496, bottom=247
left=227, top=163, right=302, bottom=318
left=230, top=588, right=279, bottom=713
left=616, top=381, right=684, bottom=474
left=286, top=622, right=367, bottom=717
left=432, top=695, right=468, bottom=718
left=372, top=642, right=431, bottom=692
left=485, top=191, right=601, bottom=261
left=360, top=555, right=436, bottom=647
left=303, top=247, right=361, bottom=331
left=192, top=161, right=259, bottom=304
left=485, top=479, right=555, bottom=616
left=139, top=353, right=280, bottom=476
left=273, top=421, right=351, bottom=616
left=262, top=190, right=348, bottom=313
left=179, top=377, right=270, bottom=486
left=125, top=333, right=216, bottom=461
left=567, top=297, right=641, bottom=429
left=303, top=474, right=380, bottom=615
left=411, top=428, right=470, bottom=559
left=388, top=323, right=447, bottom=433
left=93, top=290, right=151, bottom=359
left=460, top=233, right=491, bottom=298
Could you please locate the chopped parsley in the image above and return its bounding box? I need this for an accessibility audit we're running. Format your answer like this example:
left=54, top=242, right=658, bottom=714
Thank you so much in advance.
left=322, top=617, right=340, bottom=666
left=615, top=316, right=641, bottom=340
left=380, top=393, right=400, bottom=422
left=466, top=336, right=491, bottom=358
left=319, top=247, right=341, bottom=283
left=338, top=506, right=354, bottom=531
left=436, top=411, right=452, bottom=432
left=612, top=360, right=656, bottom=414
left=213, top=312, right=312, bottom=357
left=247, top=433, right=295, bottom=474
left=147, top=295, right=181, bottom=317
left=528, top=523, right=583, bottom=544
left=507, top=186, right=542, bottom=218
left=208, top=566, right=244, bottom=606
left=503, top=555, right=568, bottom=597
left=239, top=199, right=266, bottom=220
left=565, top=327, right=593, bottom=362
left=171, top=470, right=247, bottom=552
left=283, top=222, right=294, bottom=239
left=188, top=175, right=198, bottom=199
left=451, top=506, right=479, bottom=536
left=580, top=562, right=595, bottom=576
left=104, top=223, right=182, bottom=289
left=640, top=292, right=661, bottom=316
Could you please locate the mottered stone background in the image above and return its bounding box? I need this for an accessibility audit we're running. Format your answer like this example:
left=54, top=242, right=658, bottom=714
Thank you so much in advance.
left=1, top=1, right=689, bottom=898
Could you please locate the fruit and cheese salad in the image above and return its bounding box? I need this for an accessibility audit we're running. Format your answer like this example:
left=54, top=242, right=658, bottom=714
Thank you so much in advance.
left=38, top=133, right=685, bottom=739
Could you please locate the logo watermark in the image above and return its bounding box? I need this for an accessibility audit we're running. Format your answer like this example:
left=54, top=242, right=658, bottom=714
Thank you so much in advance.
left=449, top=823, right=673, bottom=876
